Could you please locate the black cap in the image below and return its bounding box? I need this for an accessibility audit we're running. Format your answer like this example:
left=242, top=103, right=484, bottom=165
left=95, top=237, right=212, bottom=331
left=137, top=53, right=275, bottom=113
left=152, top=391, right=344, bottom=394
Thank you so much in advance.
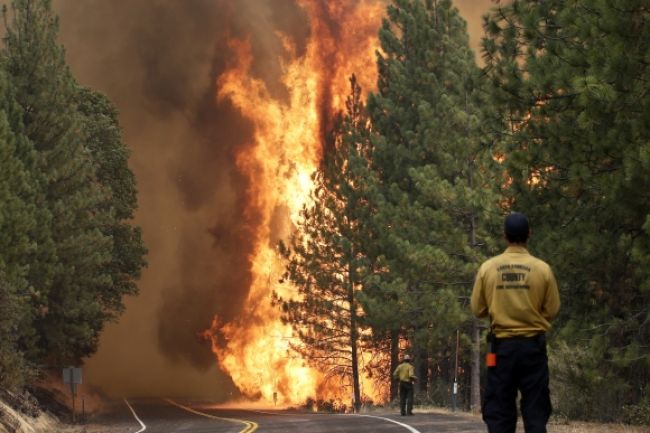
left=504, top=212, right=529, bottom=243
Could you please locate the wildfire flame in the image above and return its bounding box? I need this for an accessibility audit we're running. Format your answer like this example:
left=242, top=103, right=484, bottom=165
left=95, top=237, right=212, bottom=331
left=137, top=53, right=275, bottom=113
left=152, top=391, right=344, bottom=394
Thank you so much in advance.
left=204, top=1, right=384, bottom=406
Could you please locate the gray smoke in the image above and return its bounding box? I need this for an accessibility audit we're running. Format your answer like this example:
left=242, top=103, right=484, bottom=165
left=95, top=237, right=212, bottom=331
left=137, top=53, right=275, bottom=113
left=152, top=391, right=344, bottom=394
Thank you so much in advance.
left=52, top=0, right=492, bottom=398
left=52, top=0, right=310, bottom=398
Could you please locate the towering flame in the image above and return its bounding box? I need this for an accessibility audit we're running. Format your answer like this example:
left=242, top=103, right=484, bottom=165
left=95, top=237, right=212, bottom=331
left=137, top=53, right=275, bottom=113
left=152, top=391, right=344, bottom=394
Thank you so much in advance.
left=205, top=0, right=383, bottom=406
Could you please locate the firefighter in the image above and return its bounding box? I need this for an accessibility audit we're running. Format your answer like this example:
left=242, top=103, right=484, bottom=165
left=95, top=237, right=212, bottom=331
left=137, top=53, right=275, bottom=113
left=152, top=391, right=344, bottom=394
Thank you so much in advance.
left=471, top=212, right=560, bottom=433
left=393, top=354, right=417, bottom=416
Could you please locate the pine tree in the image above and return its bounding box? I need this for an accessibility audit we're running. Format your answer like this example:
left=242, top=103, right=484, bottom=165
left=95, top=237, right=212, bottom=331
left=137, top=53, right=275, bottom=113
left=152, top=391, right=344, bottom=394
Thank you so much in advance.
left=483, top=0, right=650, bottom=421
left=366, top=0, right=499, bottom=399
left=0, top=70, right=36, bottom=387
left=0, top=275, right=29, bottom=389
left=75, top=87, right=147, bottom=318
left=278, top=76, right=375, bottom=412
left=3, top=0, right=121, bottom=365
left=0, top=68, right=34, bottom=311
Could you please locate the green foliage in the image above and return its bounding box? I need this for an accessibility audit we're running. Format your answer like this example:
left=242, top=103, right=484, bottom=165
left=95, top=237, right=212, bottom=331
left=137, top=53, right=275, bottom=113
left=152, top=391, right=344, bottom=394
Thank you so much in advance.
left=483, top=0, right=650, bottom=422
left=0, top=0, right=145, bottom=379
left=0, top=276, right=31, bottom=390
left=0, top=71, right=35, bottom=289
left=4, top=0, right=112, bottom=364
left=0, top=69, right=34, bottom=389
left=365, top=0, right=500, bottom=396
left=0, top=64, right=44, bottom=375
left=75, top=87, right=147, bottom=317
left=550, top=341, right=632, bottom=422
left=622, top=389, right=650, bottom=426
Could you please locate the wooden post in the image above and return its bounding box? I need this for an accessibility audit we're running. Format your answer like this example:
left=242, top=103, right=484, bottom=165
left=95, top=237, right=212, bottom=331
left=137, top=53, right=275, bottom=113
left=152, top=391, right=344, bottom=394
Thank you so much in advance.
left=471, top=318, right=482, bottom=413
left=69, top=369, right=76, bottom=423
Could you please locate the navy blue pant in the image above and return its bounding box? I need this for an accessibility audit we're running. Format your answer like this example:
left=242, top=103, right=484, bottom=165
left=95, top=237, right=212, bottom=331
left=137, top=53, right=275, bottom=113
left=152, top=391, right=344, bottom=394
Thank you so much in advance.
left=483, top=336, right=552, bottom=433
left=399, top=381, right=414, bottom=415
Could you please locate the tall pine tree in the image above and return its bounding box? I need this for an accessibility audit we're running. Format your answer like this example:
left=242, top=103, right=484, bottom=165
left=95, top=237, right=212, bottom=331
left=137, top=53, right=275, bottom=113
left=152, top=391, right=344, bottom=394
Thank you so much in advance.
left=0, top=69, right=36, bottom=388
left=278, top=76, right=375, bottom=412
left=2, top=0, right=146, bottom=366
left=366, top=0, right=499, bottom=400
left=75, top=87, right=147, bottom=318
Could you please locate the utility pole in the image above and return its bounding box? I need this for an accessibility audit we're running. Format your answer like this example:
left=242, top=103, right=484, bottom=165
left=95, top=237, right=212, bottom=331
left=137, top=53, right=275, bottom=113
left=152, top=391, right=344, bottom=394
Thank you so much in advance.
left=471, top=318, right=482, bottom=413
left=452, top=329, right=459, bottom=412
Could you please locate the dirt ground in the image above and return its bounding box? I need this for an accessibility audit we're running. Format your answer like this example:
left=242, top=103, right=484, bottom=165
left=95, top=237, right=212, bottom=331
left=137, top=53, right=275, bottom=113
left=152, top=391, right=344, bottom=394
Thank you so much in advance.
left=548, top=423, right=650, bottom=433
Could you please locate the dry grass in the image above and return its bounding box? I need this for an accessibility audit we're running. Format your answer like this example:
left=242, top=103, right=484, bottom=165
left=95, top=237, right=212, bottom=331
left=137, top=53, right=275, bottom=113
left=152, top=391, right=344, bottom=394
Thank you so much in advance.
left=0, top=398, right=120, bottom=433
left=408, top=405, right=482, bottom=419
left=548, top=422, right=650, bottom=433
left=0, top=399, right=61, bottom=433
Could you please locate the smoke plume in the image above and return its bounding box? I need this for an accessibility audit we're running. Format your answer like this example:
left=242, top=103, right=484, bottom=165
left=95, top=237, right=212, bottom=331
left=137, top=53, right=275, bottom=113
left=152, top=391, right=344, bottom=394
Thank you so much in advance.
left=52, top=0, right=493, bottom=398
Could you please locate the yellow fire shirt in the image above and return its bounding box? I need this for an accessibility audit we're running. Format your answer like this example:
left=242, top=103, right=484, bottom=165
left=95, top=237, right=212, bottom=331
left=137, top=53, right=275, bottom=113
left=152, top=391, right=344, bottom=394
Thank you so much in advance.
left=471, top=246, right=561, bottom=338
left=393, top=362, right=416, bottom=382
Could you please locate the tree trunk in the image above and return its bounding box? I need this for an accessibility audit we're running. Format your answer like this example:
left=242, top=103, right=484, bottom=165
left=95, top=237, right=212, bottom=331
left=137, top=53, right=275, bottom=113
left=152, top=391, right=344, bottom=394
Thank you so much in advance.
left=350, top=317, right=361, bottom=413
left=348, top=255, right=361, bottom=413
left=470, top=318, right=481, bottom=414
left=390, top=329, right=399, bottom=402
left=416, top=347, right=428, bottom=395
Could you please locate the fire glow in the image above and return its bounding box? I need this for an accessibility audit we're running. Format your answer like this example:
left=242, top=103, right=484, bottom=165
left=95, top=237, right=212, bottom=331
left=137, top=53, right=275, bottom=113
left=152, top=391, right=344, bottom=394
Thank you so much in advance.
left=204, top=1, right=384, bottom=406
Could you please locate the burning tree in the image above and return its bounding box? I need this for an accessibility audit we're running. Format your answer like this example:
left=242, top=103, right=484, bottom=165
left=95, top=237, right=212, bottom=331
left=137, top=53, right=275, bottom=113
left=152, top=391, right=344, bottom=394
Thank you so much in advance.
left=277, top=76, right=376, bottom=412
left=204, top=0, right=385, bottom=406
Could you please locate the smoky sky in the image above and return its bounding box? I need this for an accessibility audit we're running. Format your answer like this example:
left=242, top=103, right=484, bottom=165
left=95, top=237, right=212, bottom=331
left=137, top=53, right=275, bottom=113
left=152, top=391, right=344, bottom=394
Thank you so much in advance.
left=51, top=0, right=314, bottom=397
left=53, top=0, right=493, bottom=397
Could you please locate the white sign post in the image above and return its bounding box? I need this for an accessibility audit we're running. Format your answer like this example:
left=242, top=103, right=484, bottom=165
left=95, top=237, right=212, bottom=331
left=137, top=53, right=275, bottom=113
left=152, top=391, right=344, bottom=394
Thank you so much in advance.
left=452, top=329, right=460, bottom=412
left=62, top=367, right=82, bottom=422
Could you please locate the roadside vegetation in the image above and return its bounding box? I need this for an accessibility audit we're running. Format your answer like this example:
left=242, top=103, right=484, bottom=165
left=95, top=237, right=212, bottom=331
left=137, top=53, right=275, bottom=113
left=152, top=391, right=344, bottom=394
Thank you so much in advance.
left=0, top=0, right=146, bottom=396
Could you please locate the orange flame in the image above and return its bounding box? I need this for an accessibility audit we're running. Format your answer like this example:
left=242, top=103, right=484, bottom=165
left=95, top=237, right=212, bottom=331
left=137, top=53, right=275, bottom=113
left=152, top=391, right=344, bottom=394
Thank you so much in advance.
left=205, top=1, right=384, bottom=406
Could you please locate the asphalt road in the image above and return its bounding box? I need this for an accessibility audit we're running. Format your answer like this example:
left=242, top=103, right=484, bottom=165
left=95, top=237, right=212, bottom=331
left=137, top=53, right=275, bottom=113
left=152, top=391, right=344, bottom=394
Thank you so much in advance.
left=90, top=399, right=487, bottom=433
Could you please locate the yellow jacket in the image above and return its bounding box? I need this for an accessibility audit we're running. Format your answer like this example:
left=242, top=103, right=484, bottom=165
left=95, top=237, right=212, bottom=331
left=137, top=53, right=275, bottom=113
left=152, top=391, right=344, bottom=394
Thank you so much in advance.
left=471, top=246, right=560, bottom=338
left=393, top=362, right=416, bottom=382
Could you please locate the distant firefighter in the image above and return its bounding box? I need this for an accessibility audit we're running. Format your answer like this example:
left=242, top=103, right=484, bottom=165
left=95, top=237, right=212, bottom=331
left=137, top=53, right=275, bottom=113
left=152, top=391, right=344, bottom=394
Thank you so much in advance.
left=393, top=354, right=417, bottom=416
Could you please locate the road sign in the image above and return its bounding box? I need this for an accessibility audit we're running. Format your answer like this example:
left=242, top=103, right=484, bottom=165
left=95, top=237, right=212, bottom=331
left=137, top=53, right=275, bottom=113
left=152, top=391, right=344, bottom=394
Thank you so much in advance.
left=63, top=367, right=82, bottom=386
left=62, top=367, right=82, bottom=423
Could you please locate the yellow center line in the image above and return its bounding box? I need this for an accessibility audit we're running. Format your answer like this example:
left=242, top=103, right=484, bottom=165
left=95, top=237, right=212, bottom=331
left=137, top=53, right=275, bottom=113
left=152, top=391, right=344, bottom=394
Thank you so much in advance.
left=165, top=398, right=259, bottom=433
